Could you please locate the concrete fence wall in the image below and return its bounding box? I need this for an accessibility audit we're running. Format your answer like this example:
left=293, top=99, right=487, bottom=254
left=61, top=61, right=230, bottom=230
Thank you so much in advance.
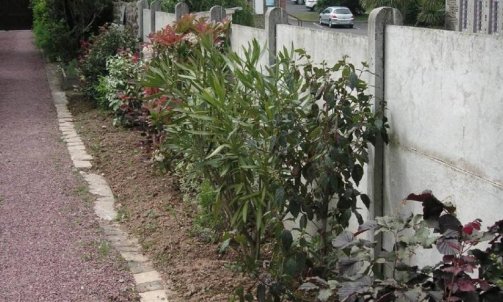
left=384, top=26, right=503, bottom=227
left=230, top=24, right=268, bottom=69
left=136, top=0, right=241, bottom=42
left=129, top=1, right=503, bottom=235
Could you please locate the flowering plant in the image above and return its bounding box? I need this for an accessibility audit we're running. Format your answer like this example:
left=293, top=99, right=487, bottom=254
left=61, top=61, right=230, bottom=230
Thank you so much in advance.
left=97, top=50, right=144, bottom=126
left=148, top=14, right=230, bottom=60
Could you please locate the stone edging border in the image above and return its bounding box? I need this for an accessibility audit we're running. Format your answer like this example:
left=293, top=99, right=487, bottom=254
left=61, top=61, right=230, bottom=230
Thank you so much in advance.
left=45, top=63, right=175, bottom=302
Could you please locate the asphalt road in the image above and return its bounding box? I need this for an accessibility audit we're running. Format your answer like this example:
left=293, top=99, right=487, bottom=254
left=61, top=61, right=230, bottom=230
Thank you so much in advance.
left=286, top=1, right=368, bottom=35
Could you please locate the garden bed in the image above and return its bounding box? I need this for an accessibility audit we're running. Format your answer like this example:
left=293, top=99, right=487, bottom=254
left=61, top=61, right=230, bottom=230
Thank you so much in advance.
left=67, top=94, right=252, bottom=301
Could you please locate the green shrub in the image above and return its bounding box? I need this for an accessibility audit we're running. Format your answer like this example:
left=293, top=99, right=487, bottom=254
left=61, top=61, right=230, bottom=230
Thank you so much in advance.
left=145, top=36, right=386, bottom=299
left=79, top=24, right=138, bottom=102
left=97, top=51, right=144, bottom=126
left=360, top=0, right=445, bottom=26
left=31, top=0, right=113, bottom=62
left=32, top=0, right=75, bottom=61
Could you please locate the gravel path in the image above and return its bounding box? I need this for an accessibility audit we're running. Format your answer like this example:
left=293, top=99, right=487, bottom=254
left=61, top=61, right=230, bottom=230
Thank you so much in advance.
left=0, top=31, right=137, bottom=301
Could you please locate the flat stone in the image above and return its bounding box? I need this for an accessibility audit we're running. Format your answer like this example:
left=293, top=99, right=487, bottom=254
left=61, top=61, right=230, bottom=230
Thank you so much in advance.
left=134, top=271, right=162, bottom=285
left=120, top=251, right=149, bottom=262
left=128, top=261, right=154, bottom=274
left=70, top=153, right=93, bottom=161
left=136, top=280, right=164, bottom=293
left=139, top=290, right=168, bottom=302
left=44, top=65, right=172, bottom=300
left=73, top=160, right=92, bottom=169
left=64, top=138, right=84, bottom=144
left=80, top=172, right=114, bottom=197
left=94, top=196, right=116, bottom=221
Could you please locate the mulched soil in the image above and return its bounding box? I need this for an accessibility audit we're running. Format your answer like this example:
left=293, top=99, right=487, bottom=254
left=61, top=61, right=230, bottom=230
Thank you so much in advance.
left=0, top=30, right=138, bottom=302
left=67, top=95, right=253, bottom=301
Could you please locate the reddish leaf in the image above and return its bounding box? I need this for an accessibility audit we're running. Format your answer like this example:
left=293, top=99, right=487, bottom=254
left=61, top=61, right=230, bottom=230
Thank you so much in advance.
left=477, top=279, right=491, bottom=291
left=463, top=225, right=474, bottom=235
left=457, top=279, right=476, bottom=292
left=406, top=192, right=433, bottom=202
left=442, top=265, right=463, bottom=275
left=443, top=255, right=455, bottom=263
left=437, top=236, right=461, bottom=255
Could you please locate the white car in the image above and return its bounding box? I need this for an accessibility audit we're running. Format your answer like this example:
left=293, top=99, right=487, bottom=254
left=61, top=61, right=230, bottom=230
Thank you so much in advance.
left=319, top=6, right=354, bottom=28
left=305, top=0, right=317, bottom=11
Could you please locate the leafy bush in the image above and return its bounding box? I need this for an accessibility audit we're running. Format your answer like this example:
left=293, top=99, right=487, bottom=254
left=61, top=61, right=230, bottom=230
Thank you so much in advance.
left=32, top=0, right=74, bottom=61
left=31, top=0, right=113, bottom=62
left=79, top=24, right=138, bottom=101
left=317, top=191, right=503, bottom=302
left=360, top=0, right=445, bottom=26
left=145, top=35, right=386, bottom=299
left=96, top=51, right=144, bottom=126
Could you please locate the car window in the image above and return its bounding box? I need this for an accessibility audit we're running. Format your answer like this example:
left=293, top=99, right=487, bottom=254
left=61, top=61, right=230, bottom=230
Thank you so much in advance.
left=335, top=8, right=351, bottom=14
left=322, top=8, right=330, bottom=14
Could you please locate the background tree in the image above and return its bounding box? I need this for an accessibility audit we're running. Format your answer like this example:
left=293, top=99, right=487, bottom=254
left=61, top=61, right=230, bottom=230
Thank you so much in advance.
left=32, top=0, right=113, bottom=61
left=359, top=0, right=445, bottom=26
left=154, top=0, right=254, bottom=26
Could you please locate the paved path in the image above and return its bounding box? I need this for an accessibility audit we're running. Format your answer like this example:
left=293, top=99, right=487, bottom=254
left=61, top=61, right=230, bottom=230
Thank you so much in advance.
left=0, top=31, right=137, bottom=301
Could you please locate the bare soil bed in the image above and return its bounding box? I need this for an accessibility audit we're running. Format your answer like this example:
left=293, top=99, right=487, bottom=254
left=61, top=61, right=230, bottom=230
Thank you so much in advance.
left=67, top=95, right=252, bottom=301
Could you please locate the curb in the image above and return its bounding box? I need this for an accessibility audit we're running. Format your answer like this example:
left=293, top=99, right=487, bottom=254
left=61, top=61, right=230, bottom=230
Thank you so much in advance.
left=45, top=63, right=175, bottom=302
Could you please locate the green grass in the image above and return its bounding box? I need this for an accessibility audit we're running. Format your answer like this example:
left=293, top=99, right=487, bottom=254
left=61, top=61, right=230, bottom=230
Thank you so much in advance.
left=290, top=11, right=319, bottom=22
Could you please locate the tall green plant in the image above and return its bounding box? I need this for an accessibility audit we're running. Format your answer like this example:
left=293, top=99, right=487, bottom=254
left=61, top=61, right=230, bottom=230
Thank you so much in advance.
left=145, top=36, right=387, bottom=300
left=79, top=24, right=138, bottom=101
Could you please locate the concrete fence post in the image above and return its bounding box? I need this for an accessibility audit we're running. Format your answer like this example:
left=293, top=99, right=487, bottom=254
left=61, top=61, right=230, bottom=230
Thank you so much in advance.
left=175, top=2, right=190, bottom=21
left=209, top=5, right=226, bottom=23
left=366, top=7, right=402, bottom=253
left=150, top=0, right=161, bottom=33
left=265, top=7, right=288, bottom=66
left=136, top=0, right=148, bottom=41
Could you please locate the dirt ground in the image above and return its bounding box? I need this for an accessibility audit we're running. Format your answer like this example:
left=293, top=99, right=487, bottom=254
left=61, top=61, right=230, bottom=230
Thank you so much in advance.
left=67, top=95, right=252, bottom=301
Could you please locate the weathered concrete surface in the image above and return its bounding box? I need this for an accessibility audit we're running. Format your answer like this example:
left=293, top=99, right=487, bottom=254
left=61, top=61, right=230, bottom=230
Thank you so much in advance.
left=384, top=26, right=503, bottom=236
left=265, top=7, right=288, bottom=65
left=230, top=24, right=268, bottom=69
left=276, top=24, right=368, bottom=78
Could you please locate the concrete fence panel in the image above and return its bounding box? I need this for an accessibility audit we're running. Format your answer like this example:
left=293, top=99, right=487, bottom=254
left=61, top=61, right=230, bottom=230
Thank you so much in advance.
left=276, top=25, right=368, bottom=75
left=142, top=9, right=151, bottom=42
left=384, top=26, right=503, bottom=232
left=230, top=24, right=268, bottom=69
left=155, top=11, right=176, bottom=31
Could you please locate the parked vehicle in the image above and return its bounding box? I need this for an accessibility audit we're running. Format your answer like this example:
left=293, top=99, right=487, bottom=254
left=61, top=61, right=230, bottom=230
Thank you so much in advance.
left=319, top=6, right=354, bottom=28
left=305, top=0, right=317, bottom=11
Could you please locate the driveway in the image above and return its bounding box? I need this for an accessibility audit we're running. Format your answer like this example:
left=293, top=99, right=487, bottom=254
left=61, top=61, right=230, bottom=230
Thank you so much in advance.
left=0, top=30, right=137, bottom=301
left=286, top=1, right=368, bottom=35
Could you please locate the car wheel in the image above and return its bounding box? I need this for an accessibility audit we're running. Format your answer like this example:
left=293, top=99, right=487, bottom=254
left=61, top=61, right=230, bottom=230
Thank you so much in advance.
left=319, top=18, right=323, bottom=25
left=329, top=20, right=333, bottom=28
